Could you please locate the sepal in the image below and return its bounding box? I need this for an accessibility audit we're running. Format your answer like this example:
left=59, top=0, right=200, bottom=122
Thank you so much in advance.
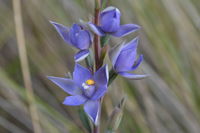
left=112, top=24, right=140, bottom=37
left=74, top=50, right=90, bottom=62
left=50, top=21, right=71, bottom=44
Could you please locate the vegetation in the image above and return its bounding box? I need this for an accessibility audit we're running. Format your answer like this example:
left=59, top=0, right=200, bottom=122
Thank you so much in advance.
left=0, top=0, right=200, bottom=132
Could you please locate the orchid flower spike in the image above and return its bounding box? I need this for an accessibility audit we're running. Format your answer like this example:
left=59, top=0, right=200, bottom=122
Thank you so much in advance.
left=48, top=64, right=108, bottom=124
left=50, top=21, right=92, bottom=62
left=109, top=37, right=147, bottom=79
left=88, top=6, right=140, bottom=37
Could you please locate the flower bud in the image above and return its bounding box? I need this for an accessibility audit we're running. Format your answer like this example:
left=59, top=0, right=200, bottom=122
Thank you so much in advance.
left=106, top=97, right=126, bottom=133
left=50, top=21, right=92, bottom=62
left=109, top=37, right=147, bottom=79
left=69, top=24, right=92, bottom=50
left=100, top=6, right=121, bottom=33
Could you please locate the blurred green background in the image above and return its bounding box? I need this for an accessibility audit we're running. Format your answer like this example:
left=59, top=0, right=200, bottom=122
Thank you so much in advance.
left=1, top=0, right=200, bottom=132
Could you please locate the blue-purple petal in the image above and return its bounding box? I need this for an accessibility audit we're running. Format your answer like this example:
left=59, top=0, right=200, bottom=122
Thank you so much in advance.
left=68, top=24, right=91, bottom=50
left=122, top=37, right=139, bottom=51
left=109, top=43, right=124, bottom=67
left=114, top=48, right=136, bottom=72
left=69, top=24, right=81, bottom=46
left=47, top=76, right=82, bottom=95
left=101, top=6, right=118, bottom=14
left=76, top=30, right=91, bottom=50
left=101, top=18, right=120, bottom=33
left=88, top=22, right=105, bottom=36
left=91, top=85, right=107, bottom=100
left=112, top=24, right=140, bottom=37
left=130, top=55, right=143, bottom=71
left=74, top=50, right=90, bottom=62
left=100, top=7, right=121, bottom=33
left=71, top=24, right=81, bottom=33
left=114, top=38, right=139, bottom=72
left=94, top=65, right=108, bottom=86
left=73, top=63, right=92, bottom=86
left=63, top=95, right=87, bottom=106
left=84, top=100, right=100, bottom=124
left=50, top=21, right=71, bottom=45
left=118, top=72, right=148, bottom=79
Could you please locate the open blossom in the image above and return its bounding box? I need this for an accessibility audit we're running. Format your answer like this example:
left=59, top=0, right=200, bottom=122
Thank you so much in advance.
left=48, top=64, right=108, bottom=124
left=109, top=37, right=147, bottom=79
left=88, top=6, right=140, bottom=37
left=50, top=21, right=92, bottom=62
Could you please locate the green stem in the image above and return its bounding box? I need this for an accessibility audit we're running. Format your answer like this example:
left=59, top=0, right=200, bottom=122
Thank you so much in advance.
left=101, top=34, right=110, bottom=47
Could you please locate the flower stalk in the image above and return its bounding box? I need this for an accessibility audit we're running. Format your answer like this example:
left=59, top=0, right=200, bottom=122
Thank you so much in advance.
left=93, top=1, right=102, bottom=132
left=94, top=0, right=101, bottom=70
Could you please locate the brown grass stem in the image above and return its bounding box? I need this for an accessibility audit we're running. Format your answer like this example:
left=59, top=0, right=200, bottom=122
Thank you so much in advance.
left=12, top=0, right=42, bottom=133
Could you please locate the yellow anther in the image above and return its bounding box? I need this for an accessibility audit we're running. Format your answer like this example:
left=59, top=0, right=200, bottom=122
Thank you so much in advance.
left=86, top=79, right=95, bottom=85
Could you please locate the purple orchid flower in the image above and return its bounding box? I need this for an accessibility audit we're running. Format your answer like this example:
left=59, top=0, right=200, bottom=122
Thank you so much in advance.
left=88, top=6, right=140, bottom=37
left=109, top=37, right=147, bottom=79
left=50, top=21, right=92, bottom=62
left=48, top=63, right=108, bottom=124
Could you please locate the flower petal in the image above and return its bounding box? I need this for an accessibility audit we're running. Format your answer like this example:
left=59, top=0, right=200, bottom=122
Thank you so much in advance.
left=91, top=85, right=107, bottom=100
left=101, top=6, right=117, bottom=14
left=72, top=24, right=82, bottom=32
left=47, top=76, right=82, bottom=95
left=63, top=95, right=87, bottom=106
left=94, top=65, right=108, bottom=86
left=101, top=18, right=120, bottom=33
left=118, top=72, right=148, bottom=80
left=88, top=22, right=105, bottom=36
left=69, top=24, right=81, bottom=46
left=122, top=37, right=139, bottom=51
left=130, top=54, right=143, bottom=71
left=73, top=63, right=92, bottom=86
left=114, top=37, right=139, bottom=72
left=50, top=21, right=71, bottom=44
left=100, top=7, right=121, bottom=33
left=69, top=24, right=91, bottom=50
left=112, top=24, right=140, bottom=37
left=76, top=30, right=91, bottom=50
left=74, top=50, right=90, bottom=62
left=114, top=49, right=137, bottom=72
left=109, top=43, right=124, bottom=67
left=84, top=100, right=100, bottom=124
